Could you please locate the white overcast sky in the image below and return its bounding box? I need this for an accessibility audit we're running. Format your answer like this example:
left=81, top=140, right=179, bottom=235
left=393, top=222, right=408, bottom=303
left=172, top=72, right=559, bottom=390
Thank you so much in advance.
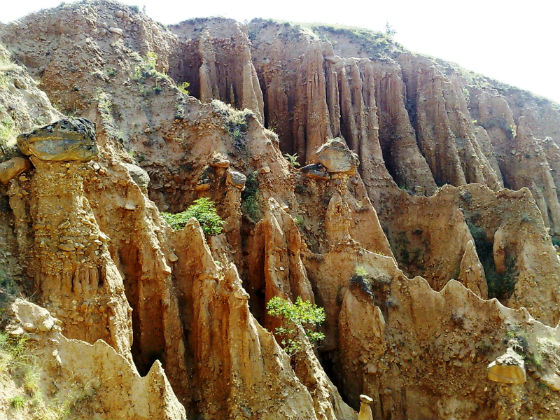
left=2, top=0, right=559, bottom=103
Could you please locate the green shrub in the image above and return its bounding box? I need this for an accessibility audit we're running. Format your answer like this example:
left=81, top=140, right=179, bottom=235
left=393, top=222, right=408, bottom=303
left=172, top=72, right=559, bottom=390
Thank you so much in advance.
left=10, top=395, right=25, bottom=409
left=266, top=296, right=325, bottom=356
left=241, top=171, right=262, bottom=222
left=293, top=215, right=305, bottom=228
left=354, top=265, right=368, bottom=277
left=130, top=51, right=169, bottom=97
left=179, top=81, right=190, bottom=95
left=467, top=222, right=516, bottom=299
left=162, top=198, right=224, bottom=235
left=283, top=153, right=300, bottom=168
left=146, top=51, right=157, bottom=69
left=0, top=332, right=29, bottom=374
left=211, top=100, right=251, bottom=151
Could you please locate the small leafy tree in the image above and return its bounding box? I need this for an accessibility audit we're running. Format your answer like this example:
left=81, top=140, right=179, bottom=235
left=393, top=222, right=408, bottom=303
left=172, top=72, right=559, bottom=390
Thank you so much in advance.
left=162, top=197, right=224, bottom=235
left=266, top=296, right=325, bottom=356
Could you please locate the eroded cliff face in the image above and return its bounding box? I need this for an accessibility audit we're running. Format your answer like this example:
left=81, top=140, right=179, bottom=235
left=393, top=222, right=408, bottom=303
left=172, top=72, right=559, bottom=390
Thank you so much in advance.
left=1, top=1, right=560, bottom=419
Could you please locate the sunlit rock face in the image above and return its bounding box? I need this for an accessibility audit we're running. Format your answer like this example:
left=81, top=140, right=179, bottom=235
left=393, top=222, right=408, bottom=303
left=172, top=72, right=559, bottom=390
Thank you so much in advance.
left=1, top=2, right=560, bottom=419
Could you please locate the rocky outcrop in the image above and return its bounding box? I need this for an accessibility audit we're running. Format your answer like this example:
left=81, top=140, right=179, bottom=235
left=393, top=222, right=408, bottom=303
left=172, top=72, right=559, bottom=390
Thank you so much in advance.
left=3, top=3, right=560, bottom=420
left=171, top=219, right=353, bottom=420
left=169, top=18, right=264, bottom=123
left=382, top=184, right=560, bottom=324
left=338, top=257, right=560, bottom=419
left=316, top=137, right=359, bottom=175
left=246, top=198, right=315, bottom=320
left=8, top=154, right=133, bottom=358
left=82, top=159, right=189, bottom=400
left=6, top=298, right=186, bottom=420
left=17, top=118, right=98, bottom=161
left=398, top=55, right=502, bottom=190
left=0, top=42, right=60, bottom=163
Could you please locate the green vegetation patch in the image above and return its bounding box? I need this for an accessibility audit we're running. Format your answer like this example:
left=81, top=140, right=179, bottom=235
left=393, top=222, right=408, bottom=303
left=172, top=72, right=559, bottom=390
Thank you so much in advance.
left=241, top=171, right=262, bottom=222
left=162, top=197, right=224, bottom=235
left=0, top=117, right=15, bottom=152
left=211, top=100, right=252, bottom=151
left=505, top=327, right=546, bottom=373
left=467, top=223, right=516, bottom=300
left=130, top=51, right=170, bottom=97
left=308, top=24, right=403, bottom=59
left=178, top=81, right=190, bottom=95
left=283, top=153, right=300, bottom=168
left=266, top=296, right=325, bottom=356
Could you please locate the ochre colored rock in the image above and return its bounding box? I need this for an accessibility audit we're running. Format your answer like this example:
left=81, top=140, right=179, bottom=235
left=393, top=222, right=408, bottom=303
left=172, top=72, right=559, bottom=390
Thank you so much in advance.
left=17, top=118, right=98, bottom=161
left=0, top=156, right=30, bottom=184
left=169, top=18, right=264, bottom=123
left=3, top=6, right=560, bottom=420
left=8, top=158, right=133, bottom=359
left=8, top=299, right=186, bottom=420
left=358, top=394, right=374, bottom=420
left=488, top=348, right=527, bottom=384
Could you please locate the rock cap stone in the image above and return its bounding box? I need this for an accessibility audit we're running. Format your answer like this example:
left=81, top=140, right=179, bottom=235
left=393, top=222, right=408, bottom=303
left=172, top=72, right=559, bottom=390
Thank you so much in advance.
left=17, top=118, right=98, bottom=161
left=226, top=169, right=246, bottom=190
left=360, top=394, right=373, bottom=404
left=487, top=347, right=527, bottom=384
left=316, top=137, right=359, bottom=175
left=209, top=153, right=230, bottom=168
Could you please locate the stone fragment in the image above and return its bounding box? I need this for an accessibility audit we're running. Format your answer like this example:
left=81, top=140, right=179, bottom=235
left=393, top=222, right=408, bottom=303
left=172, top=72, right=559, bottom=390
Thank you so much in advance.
left=541, top=373, right=560, bottom=391
left=122, top=162, right=150, bottom=190
left=302, top=163, right=329, bottom=180
left=17, top=118, right=98, bottom=161
left=487, top=347, right=527, bottom=384
left=58, top=243, right=75, bottom=252
left=226, top=169, right=246, bottom=189
left=0, top=156, right=30, bottom=184
left=195, top=183, right=210, bottom=191
left=108, top=27, right=123, bottom=36
left=11, top=298, right=59, bottom=333
left=316, top=137, right=359, bottom=174
left=195, top=165, right=213, bottom=191
left=358, top=394, right=373, bottom=420
left=209, top=153, right=230, bottom=168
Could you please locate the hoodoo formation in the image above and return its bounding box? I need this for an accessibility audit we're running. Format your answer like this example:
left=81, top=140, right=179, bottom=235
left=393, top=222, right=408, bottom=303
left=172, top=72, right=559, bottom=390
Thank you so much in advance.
left=1, top=1, right=560, bottom=419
